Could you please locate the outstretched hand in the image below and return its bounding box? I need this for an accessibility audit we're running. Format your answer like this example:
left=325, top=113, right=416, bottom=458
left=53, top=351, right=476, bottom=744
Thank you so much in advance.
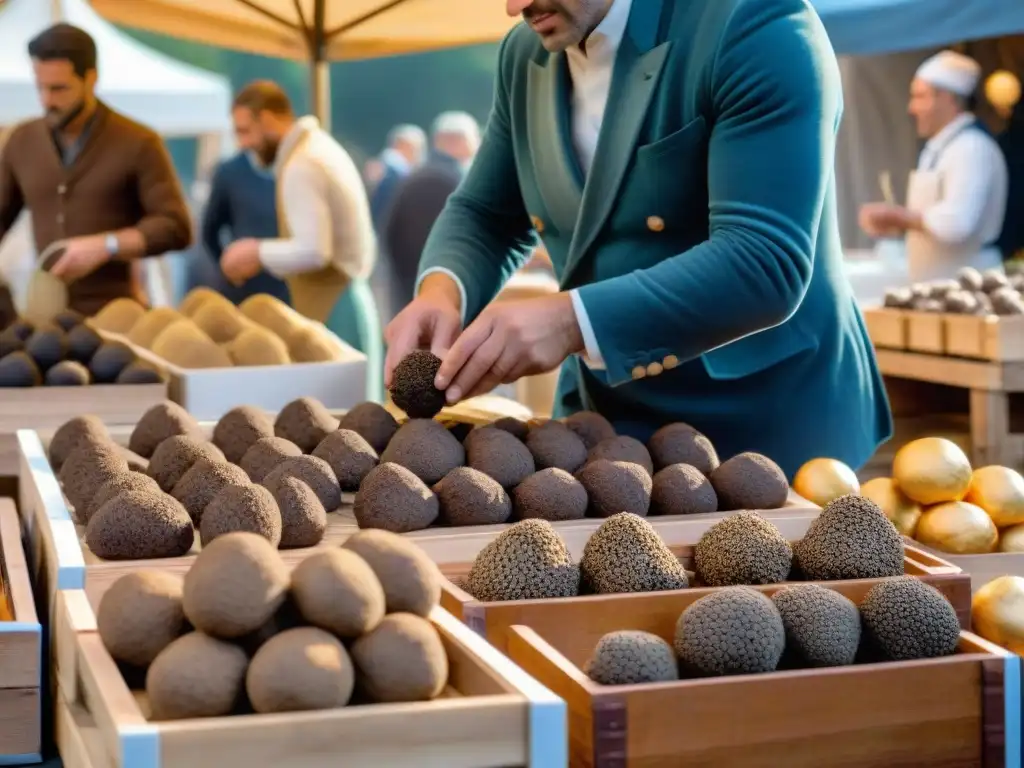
left=383, top=274, right=463, bottom=389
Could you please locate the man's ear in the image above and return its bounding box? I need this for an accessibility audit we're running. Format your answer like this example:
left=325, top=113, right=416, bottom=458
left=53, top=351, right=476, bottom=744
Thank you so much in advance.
left=83, top=69, right=98, bottom=91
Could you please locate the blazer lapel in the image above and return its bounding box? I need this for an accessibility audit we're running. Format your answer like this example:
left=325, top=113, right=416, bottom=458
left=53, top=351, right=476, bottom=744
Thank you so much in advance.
left=527, top=54, right=585, bottom=240
left=562, top=0, right=671, bottom=286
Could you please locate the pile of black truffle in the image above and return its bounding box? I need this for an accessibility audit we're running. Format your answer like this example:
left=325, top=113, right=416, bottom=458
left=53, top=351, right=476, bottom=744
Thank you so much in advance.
left=583, top=577, right=962, bottom=686
left=459, top=495, right=909, bottom=603
left=882, top=265, right=1024, bottom=316
left=97, top=529, right=449, bottom=719
left=363, top=350, right=792, bottom=534
left=0, top=310, right=163, bottom=387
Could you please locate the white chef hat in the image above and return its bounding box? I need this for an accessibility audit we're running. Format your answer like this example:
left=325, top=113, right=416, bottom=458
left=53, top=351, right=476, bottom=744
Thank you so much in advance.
left=915, top=50, right=982, bottom=97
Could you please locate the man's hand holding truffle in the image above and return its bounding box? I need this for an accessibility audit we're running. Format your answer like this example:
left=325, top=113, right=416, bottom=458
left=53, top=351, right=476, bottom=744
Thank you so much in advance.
left=383, top=274, right=462, bottom=389
left=434, top=293, right=584, bottom=404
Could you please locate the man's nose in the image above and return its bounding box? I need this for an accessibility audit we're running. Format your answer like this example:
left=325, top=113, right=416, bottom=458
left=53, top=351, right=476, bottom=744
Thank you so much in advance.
left=506, top=0, right=532, bottom=17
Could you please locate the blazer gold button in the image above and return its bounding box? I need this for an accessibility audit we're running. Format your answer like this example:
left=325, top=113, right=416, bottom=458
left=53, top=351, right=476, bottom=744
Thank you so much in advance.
left=647, top=361, right=664, bottom=377
left=663, top=354, right=679, bottom=370
left=631, top=365, right=647, bottom=380
left=530, top=215, right=545, bottom=233
left=647, top=215, right=665, bottom=232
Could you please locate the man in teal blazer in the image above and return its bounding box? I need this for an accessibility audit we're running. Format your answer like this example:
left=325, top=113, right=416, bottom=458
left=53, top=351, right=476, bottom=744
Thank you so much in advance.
left=384, top=0, right=893, bottom=478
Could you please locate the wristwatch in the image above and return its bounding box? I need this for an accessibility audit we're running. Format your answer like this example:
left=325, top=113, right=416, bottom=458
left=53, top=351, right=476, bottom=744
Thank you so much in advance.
left=104, top=233, right=119, bottom=258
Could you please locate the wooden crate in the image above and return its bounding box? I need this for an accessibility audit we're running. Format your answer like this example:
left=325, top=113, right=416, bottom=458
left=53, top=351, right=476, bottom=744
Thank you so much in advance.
left=52, top=581, right=566, bottom=768
left=905, top=310, right=946, bottom=353
left=946, top=314, right=1024, bottom=362
left=862, top=307, right=908, bottom=349
left=905, top=537, right=1024, bottom=592
left=438, top=518, right=971, bottom=652
left=0, top=498, right=43, bottom=763
left=503, top=584, right=1020, bottom=767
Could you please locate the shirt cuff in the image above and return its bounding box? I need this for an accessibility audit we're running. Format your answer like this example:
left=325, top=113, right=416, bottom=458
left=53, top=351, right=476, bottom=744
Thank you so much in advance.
left=258, top=239, right=328, bottom=279
left=417, top=266, right=468, bottom=326
left=570, top=288, right=606, bottom=370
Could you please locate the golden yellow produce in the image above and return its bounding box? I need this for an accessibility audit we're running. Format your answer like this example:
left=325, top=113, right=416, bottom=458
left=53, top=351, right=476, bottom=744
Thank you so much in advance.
left=792, top=458, right=860, bottom=507
left=892, top=437, right=972, bottom=505
left=972, top=576, right=1024, bottom=654
left=965, top=465, right=1024, bottom=528
left=999, top=524, right=1024, bottom=552
left=915, top=501, right=998, bottom=554
left=860, top=477, right=922, bottom=537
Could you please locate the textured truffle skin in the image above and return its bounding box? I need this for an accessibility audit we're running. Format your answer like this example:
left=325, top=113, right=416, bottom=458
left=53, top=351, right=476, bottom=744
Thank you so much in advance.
left=341, top=529, right=442, bottom=616
left=97, top=570, right=186, bottom=667
left=274, top=397, right=340, bottom=453
left=794, top=494, right=905, bottom=581
left=291, top=549, right=386, bottom=638
left=239, top=436, right=303, bottom=483
left=129, top=402, right=202, bottom=458
left=577, top=459, right=652, bottom=518
left=311, top=429, right=379, bottom=491
left=89, top=472, right=161, bottom=523
left=648, top=423, right=720, bottom=475
left=352, top=462, right=439, bottom=533
left=433, top=467, right=512, bottom=526
left=146, top=632, right=249, bottom=720
left=772, top=585, right=861, bottom=668
left=710, top=452, right=789, bottom=511
left=465, top=426, right=535, bottom=488
left=584, top=630, right=679, bottom=685
left=171, top=458, right=250, bottom=524
left=262, top=454, right=342, bottom=512
left=116, top=362, right=163, bottom=384
left=201, top=483, right=283, bottom=547
left=86, top=489, right=195, bottom=560
left=268, top=475, right=328, bottom=548
left=525, top=420, right=588, bottom=473
left=694, top=511, right=793, bottom=587
left=390, top=350, right=446, bottom=419
left=59, top=442, right=129, bottom=519
left=50, top=414, right=109, bottom=471
left=338, top=402, right=399, bottom=454
left=466, top=519, right=580, bottom=601
left=350, top=613, right=449, bottom=702
left=246, top=627, right=355, bottom=713
left=580, top=513, right=689, bottom=594
left=380, top=419, right=465, bottom=485
left=488, top=416, right=529, bottom=441
left=651, top=464, right=718, bottom=516
left=587, top=436, right=655, bottom=477
left=213, top=406, right=275, bottom=463
left=859, top=577, right=961, bottom=661
left=45, top=360, right=89, bottom=386
left=512, top=468, right=588, bottom=522
left=147, top=435, right=225, bottom=492
left=674, top=587, right=786, bottom=676
left=563, top=411, right=616, bottom=451
left=182, top=532, right=289, bottom=639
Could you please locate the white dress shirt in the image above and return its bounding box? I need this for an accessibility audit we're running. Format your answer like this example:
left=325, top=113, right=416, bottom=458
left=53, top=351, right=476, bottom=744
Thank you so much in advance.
left=420, top=0, right=633, bottom=369
left=916, top=112, right=1008, bottom=249
left=259, top=116, right=376, bottom=281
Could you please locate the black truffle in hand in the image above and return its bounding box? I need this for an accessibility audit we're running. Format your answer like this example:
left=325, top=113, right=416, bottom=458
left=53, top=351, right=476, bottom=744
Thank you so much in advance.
left=390, top=350, right=446, bottom=419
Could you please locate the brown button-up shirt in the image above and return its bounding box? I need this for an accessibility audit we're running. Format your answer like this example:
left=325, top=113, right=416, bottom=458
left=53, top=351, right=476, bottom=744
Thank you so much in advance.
left=0, top=102, right=192, bottom=315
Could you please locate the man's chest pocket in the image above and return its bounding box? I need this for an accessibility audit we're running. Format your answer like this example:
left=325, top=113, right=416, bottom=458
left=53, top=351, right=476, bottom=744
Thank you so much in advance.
left=609, top=116, right=709, bottom=237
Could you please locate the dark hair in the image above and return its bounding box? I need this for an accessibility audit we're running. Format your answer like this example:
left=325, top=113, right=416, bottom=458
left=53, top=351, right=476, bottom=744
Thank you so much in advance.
left=27, top=24, right=97, bottom=78
left=233, top=80, right=293, bottom=116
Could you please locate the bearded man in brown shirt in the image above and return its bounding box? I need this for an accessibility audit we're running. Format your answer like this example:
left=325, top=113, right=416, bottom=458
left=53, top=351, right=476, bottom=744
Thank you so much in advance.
left=0, top=24, right=192, bottom=314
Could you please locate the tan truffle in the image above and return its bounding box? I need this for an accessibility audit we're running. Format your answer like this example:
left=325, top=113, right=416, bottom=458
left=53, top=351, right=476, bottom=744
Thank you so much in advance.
left=147, top=435, right=225, bottom=492
left=267, top=475, right=328, bottom=549
left=338, top=402, right=399, bottom=454
left=86, top=489, right=195, bottom=560
left=171, top=458, right=250, bottom=524
left=59, top=442, right=129, bottom=519
left=246, top=627, right=355, bottom=713
left=341, top=528, right=442, bottom=616
left=129, top=401, right=203, bottom=459
left=262, top=454, right=342, bottom=512
left=191, top=300, right=249, bottom=343
left=380, top=419, right=465, bottom=485
left=274, top=396, right=339, bottom=453
left=587, top=436, right=654, bottom=477
left=151, top=320, right=233, bottom=369
left=127, top=307, right=184, bottom=349
left=350, top=613, right=448, bottom=703
left=291, top=549, right=386, bottom=637
left=213, top=405, right=276, bottom=464
left=201, top=483, right=283, bottom=547
left=311, top=429, right=379, bottom=491
left=91, top=297, right=146, bottom=334
left=97, top=570, right=186, bottom=667
left=226, top=325, right=291, bottom=366
left=353, top=462, right=439, bottom=533
left=146, top=632, right=249, bottom=720
left=49, top=414, right=109, bottom=472
left=88, top=472, right=161, bottom=523
left=239, top=436, right=303, bottom=483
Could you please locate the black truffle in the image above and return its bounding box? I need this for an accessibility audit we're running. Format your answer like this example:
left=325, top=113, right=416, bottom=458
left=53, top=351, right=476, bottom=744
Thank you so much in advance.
left=171, top=458, right=250, bottom=524
left=213, top=406, right=275, bottom=464
left=693, top=511, right=793, bottom=587
left=650, top=464, right=718, bottom=516
left=587, top=436, right=654, bottom=477
left=273, top=397, right=339, bottom=453
left=580, top=513, right=689, bottom=594
left=488, top=416, right=529, bottom=441
left=446, top=422, right=474, bottom=443
left=563, top=411, right=616, bottom=450
left=710, top=452, right=788, bottom=510
left=465, top=519, right=579, bottom=601
left=24, top=327, right=67, bottom=371
left=90, top=472, right=162, bottom=522
left=52, top=309, right=83, bottom=332
left=201, top=483, right=283, bottom=547
left=512, top=468, right=588, bottom=522
left=353, top=462, right=439, bottom=533
left=86, top=489, right=194, bottom=560
left=129, top=402, right=202, bottom=459
left=858, top=577, right=960, bottom=662
left=338, top=402, right=399, bottom=454
left=390, top=350, right=446, bottom=419
left=239, top=437, right=303, bottom=483
left=266, top=475, right=327, bottom=549
left=465, top=426, right=534, bottom=488
left=147, top=435, right=225, bottom=493
left=433, top=467, right=511, bottom=526
left=584, top=631, right=679, bottom=686
left=311, top=429, right=379, bottom=491
left=44, top=360, right=90, bottom=386
left=380, top=419, right=465, bottom=485
left=59, top=442, right=129, bottom=519
left=0, top=351, right=42, bottom=387
left=525, top=420, right=587, bottom=473
left=648, top=423, right=720, bottom=475
left=0, top=326, right=24, bottom=358
left=89, top=342, right=135, bottom=384
left=576, top=459, right=652, bottom=518
left=116, top=362, right=163, bottom=385
left=66, top=323, right=102, bottom=363
left=794, top=494, right=905, bottom=581
left=49, top=414, right=110, bottom=471
left=262, top=455, right=342, bottom=512
left=772, top=584, right=861, bottom=668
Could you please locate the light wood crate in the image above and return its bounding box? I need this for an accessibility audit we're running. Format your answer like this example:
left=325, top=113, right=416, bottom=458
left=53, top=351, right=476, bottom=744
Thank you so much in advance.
left=905, top=310, right=946, bottom=353
left=862, top=307, right=907, bottom=349
left=437, top=515, right=971, bottom=653
left=904, top=536, right=1024, bottom=593
left=51, top=582, right=566, bottom=768
left=503, top=584, right=1020, bottom=767
left=0, top=498, right=42, bottom=764
left=945, top=314, right=1024, bottom=362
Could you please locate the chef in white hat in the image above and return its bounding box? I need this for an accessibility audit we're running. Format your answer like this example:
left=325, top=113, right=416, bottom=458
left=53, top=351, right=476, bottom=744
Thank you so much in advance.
left=859, top=50, right=1009, bottom=282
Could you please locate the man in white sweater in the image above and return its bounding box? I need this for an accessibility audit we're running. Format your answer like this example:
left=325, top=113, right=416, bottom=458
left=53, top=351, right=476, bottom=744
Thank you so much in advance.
left=222, top=80, right=383, bottom=398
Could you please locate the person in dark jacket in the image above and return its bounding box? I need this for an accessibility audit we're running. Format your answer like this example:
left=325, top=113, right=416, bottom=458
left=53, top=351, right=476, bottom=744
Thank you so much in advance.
left=369, top=124, right=426, bottom=230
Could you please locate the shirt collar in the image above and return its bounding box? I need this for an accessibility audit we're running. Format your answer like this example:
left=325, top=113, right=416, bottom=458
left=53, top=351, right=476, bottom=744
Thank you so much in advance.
left=273, top=115, right=319, bottom=174
left=924, top=112, right=975, bottom=155
left=566, top=0, right=632, bottom=67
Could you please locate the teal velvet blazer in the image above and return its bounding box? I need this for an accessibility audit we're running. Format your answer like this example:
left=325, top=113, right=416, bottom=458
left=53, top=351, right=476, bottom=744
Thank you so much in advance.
left=419, top=0, right=893, bottom=478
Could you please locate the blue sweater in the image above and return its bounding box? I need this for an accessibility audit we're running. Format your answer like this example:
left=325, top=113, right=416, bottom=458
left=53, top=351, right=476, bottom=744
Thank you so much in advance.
left=200, top=152, right=291, bottom=304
